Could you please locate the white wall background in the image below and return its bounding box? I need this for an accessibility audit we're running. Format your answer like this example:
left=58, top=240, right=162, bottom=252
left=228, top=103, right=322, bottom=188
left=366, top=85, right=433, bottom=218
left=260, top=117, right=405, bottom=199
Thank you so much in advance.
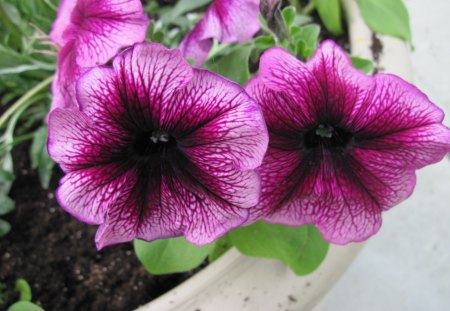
left=323, top=0, right=450, bottom=310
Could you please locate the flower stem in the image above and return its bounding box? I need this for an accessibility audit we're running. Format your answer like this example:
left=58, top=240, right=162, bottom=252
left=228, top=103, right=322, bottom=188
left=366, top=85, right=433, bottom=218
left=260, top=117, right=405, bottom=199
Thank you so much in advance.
left=0, top=75, right=54, bottom=129
left=302, top=2, right=316, bottom=15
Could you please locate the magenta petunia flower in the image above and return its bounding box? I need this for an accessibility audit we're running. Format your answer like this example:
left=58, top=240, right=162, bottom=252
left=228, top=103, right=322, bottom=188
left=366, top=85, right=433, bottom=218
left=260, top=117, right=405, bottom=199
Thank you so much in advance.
left=246, top=40, right=450, bottom=244
left=48, top=42, right=268, bottom=249
left=180, top=0, right=260, bottom=66
left=49, top=0, right=149, bottom=111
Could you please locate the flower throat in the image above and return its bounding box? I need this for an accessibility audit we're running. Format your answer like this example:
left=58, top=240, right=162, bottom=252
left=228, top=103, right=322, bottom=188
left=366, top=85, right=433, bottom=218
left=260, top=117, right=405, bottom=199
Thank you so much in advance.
left=303, top=124, right=352, bottom=149
left=131, top=129, right=177, bottom=157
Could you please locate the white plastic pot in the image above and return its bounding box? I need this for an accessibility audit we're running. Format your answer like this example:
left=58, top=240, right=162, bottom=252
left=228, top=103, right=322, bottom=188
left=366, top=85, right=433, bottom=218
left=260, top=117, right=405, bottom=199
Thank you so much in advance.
left=135, top=1, right=413, bottom=310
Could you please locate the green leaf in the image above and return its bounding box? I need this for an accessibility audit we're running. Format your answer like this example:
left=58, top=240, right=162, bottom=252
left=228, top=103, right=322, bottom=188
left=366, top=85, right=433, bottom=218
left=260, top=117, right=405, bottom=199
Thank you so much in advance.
left=208, top=235, right=232, bottom=262
left=282, top=6, right=296, bottom=29
left=162, top=0, right=212, bottom=23
left=359, top=0, right=411, bottom=42
left=30, top=126, right=46, bottom=169
left=254, top=36, right=276, bottom=51
left=229, top=222, right=329, bottom=275
left=206, top=44, right=253, bottom=85
left=30, top=126, right=54, bottom=189
left=7, top=301, right=44, bottom=311
left=134, top=237, right=214, bottom=275
left=351, top=56, right=374, bottom=74
left=313, top=0, right=343, bottom=35
left=0, top=2, right=23, bottom=48
left=15, top=279, right=32, bottom=302
left=291, top=24, right=320, bottom=60
left=0, top=219, right=11, bottom=237
left=0, top=193, right=15, bottom=215
left=151, top=31, right=164, bottom=43
left=37, top=152, right=54, bottom=190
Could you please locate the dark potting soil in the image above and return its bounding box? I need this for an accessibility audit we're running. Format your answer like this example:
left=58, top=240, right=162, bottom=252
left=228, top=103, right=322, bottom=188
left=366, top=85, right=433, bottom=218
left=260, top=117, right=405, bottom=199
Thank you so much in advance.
left=0, top=143, right=201, bottom=311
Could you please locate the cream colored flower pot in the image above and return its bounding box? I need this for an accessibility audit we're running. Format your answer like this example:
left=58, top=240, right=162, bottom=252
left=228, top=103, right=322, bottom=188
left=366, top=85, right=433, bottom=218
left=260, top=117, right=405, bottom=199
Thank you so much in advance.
left=135, top=1, right=413, bottom=310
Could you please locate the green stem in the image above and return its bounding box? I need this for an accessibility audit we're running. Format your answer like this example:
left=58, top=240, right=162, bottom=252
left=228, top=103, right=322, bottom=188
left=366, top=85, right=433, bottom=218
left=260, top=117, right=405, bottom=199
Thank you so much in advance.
left=302, top=2, right=316, bottom=15
left=0, top=75, right=54, bottom=129
left=13, top=133, right=35, bottom=145
left=0, top=133, right=35, bottom=153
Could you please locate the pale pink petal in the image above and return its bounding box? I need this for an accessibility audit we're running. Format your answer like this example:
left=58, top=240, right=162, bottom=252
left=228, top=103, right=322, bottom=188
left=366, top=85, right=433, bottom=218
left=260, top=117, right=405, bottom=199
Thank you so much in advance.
left=50, top=42, right=85, bottom=112
left=49, top=0, right=77, bottom=45
left=180, top=0, right=260, bottom=65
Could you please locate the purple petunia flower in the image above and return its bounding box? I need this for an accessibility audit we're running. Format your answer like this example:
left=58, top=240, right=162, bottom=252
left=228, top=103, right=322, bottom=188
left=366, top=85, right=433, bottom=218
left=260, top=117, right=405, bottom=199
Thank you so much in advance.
left=47, top=42, right=268, bottom=249
left=246, top=40, right=450, bottom=244
left=180, top=0, right=260, bottom=66
left=49, top=0, right=149, bottom=111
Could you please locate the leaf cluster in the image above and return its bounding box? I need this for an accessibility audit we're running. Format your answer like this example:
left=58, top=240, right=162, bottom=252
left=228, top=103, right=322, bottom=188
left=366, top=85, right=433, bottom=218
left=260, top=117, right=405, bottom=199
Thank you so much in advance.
left=135, top=222, right=329, bottom=276
left=0, top=0, right=57, bottom=231
left=3, top=278, right=44, bottom=311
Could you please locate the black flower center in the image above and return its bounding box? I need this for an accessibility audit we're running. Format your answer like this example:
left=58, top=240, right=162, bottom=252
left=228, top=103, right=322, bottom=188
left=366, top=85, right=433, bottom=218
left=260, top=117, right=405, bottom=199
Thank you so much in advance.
left=303, top=124, right=353, bottom=149
left=131, top=129, right=177, bottom=158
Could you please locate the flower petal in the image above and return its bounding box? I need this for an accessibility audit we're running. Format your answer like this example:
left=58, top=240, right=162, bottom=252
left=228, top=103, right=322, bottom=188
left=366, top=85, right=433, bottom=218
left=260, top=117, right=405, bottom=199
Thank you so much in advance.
left=76, top=66, right=129, bottom=136
left=140, top=167, right=257, bottom=245
left=49, top=0, right=77, bottom=46
left=51, top=0, right=149, bottom=67
left=256, top=47, right=322, bottom=127
left=111, top=42, right=194, bottom=128
left=57, top=164, right=133, bottom=225
left=180, top=0, right=260, bottom=65
left=247, top=76, right=314, bottom=136
left=263, top=150, right=416, bottom=243
left=49, top=0, right=149, bottom=113
left=47, top=108, right=125, bottom=172
left=95, top=159, right=258, bottom=248
left=171, top=69, right=268, bottom=171
left=251, top=39, right=450, bottom=244
left=94, top=169, right=152, bottom=249
left=314, top=151, right=417, bottom=243
left=306, top=40, right=374, bottom=126
left=354, top=74, right=450, bottom=167
left=50, top=42, right=85, bottom=112
left=178, top=23, right=213, bottom=66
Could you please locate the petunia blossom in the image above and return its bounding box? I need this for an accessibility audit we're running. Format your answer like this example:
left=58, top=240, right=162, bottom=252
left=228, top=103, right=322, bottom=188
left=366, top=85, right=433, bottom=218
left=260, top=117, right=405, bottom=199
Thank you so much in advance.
left=246, top=40, right=450, bottom=244
left=180, top=0, right=260, bottom=66
left=49, top=0, right=149, bottom=111
left=48, top=42, right=268, bottom=249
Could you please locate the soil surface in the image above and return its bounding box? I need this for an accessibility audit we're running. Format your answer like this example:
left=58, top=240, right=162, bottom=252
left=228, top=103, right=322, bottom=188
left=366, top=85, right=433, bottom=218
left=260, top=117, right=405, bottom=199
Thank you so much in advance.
left=0, top=143, right=199, bottom=311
